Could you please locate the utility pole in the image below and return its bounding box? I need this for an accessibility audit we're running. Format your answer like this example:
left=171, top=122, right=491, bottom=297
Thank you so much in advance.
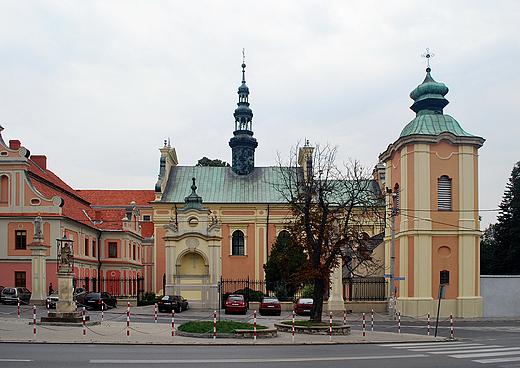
left=388, top=188, right=397, bottom=319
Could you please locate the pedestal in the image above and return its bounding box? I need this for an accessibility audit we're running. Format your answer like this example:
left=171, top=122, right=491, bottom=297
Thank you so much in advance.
left=28, top=242, right=50, bottom=306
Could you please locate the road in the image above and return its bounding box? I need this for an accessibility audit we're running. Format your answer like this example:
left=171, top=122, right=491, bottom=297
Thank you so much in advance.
left=1, top=304, right=519, bottom=367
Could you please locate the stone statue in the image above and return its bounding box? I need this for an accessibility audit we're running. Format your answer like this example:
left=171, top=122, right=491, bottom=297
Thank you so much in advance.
left=60, top=243, right=72, bottom=267
left=33, top=214, right=44, bottom=243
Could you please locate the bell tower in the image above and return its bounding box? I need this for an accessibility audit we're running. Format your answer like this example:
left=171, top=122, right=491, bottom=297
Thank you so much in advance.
left=229, top=51, right=258, bottom=175
left=379, top=51, right=485, bottom=318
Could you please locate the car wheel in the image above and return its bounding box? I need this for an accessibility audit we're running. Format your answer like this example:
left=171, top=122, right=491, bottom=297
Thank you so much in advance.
left=225, top=309, right=229, bottom=314
left=176, top=307, right=181, bottom=313
left=276, top=311, right=281, bottom=316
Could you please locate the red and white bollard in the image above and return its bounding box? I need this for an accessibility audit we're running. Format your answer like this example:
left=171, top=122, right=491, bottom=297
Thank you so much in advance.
left=83, top=307, right=86, bottom=341
left=126, top=302, right=130, bottom=342
left=362, top=312, right=366, bottom=339
left=450, top=313, right=453, bottom=338
left=329, top=311, right=333, bottom=339
left=101, top=301, right=104, bottom=323
left=47, top=300, right=50, bottom=317
left=171, top=309, right=175, bottom=341
left=371, top=309, right=374, bottom=332
left=154, top=303, right=158, bottom=323
left=398, top=311, right=401, bottom=334
left=18, top=300, right=20, bottom=319
left=254, top=311, right=257, bottom=342
left=343, top=309, right=347, bottom=326
left=427, top=312, right=430, bottom=336
left=292, top=311, right=295, bottom=342
left=33, top=305, right=37, bottom=341
left=213, top=310, right=217, bottom=340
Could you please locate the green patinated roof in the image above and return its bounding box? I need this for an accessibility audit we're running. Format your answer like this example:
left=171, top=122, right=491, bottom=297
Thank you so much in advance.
left=160, top=166, right=300, bottom=204
left=399, top=113, right=476, bottom=138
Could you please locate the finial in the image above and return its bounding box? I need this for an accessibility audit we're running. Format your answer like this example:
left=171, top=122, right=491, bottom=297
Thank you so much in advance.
left=242, top=48, right=246, bottom=66
left=168, top=138, right=171, bottom=148
left=191, top=177, right=197, bottom=191
left=421, top=47, right=435, bottom=72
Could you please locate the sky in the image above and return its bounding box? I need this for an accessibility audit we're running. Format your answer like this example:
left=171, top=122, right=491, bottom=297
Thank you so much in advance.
left=0, top=1, right=519, bottom=227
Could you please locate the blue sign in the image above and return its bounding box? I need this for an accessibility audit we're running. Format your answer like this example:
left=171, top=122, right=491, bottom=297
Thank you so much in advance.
left=395, top=277, right=405, bottom=280
left=384, top=275, right=392, bottom=278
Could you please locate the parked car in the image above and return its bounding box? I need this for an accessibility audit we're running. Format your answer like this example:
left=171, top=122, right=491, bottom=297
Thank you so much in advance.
left=80, top=292, right=117, bottom=310
left=259, top=297, right=281, bottom=316
left=295, top=298, right=313, bottom=315
left=157, top=295, right=189, bottom=313
left=224, top=294, right=247, bottom=314
left=46, top=290, right=59, bottom=308
left=1, top=287, right=32, bottom=304
left=47, top=287, right=89, bottom=308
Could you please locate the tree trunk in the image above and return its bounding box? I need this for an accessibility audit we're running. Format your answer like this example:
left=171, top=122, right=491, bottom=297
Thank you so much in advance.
left=311, top=277, right=326, bottom=322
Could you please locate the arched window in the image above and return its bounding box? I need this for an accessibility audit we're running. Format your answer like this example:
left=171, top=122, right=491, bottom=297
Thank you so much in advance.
left=232, top=230, right=245, bottom=255
left=438, top=175, right=452, bottom=211
left=0, top=175, right=8, bottom=203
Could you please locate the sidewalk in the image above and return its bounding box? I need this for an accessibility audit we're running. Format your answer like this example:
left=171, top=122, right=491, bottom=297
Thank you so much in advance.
left=0, top=317, right=447, bottom=345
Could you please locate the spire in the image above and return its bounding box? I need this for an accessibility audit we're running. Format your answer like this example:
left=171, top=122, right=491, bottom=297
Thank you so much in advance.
left=229, top=49, right=258, bottom=175
left=234, top=49, right=253, bottom=132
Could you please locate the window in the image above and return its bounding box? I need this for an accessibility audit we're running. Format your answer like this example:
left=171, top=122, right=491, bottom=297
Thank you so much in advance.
left=232, top=230, right=245, bottom=255
left=92, top=240, right=96, bottom=258
left=15, top=230, right=26, bottom=250
left=438, top=175, right=452, bottom=211
left=108, top=242, right=118, bottom=258
left=440, top=270, right=450, bottom=285
left=0, top=175, right=8, bottom=203
left=393, top=183, right=400, bottom=215
left=15, top=271, right=26, bottom=287
left=85, top=238, right=89, bottom=256
left=133, top=244, right=136, bottom=260
left=143, top=215, right=151, bottom=221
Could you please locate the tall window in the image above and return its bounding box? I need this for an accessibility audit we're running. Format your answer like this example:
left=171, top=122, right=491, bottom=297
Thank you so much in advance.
left=108, top=242, right=117, bottom=258
left=440, top=270, right=450, bottom=285
left=85, top=238, right=89, bottom=256
left=0, top=175, right=8, bottom=203
left=133, top=244, right=136, bottom=260
left=15, top=271, right=26, bottom=287
left=92, top=240, right=96, bottom=258
left=438, top=175, right=452, bottom=211
left=232, top=230, right=245, bottom=255
left=15, top=230, right=27, bottom=250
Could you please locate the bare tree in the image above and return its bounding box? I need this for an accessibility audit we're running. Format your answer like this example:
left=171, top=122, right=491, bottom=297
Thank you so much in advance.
left=274, top=142, right=385, bottom=322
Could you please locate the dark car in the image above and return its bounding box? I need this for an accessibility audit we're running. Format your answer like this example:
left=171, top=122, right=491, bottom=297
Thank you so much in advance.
left=224, top=294, right=247, bottom=314
left=80, top=292, right=117, bottom=310
left=259, top=297, right=281, bottom=316
left=1, top=287, right=31, bottom=304
left=47, top=287, right=89, bottom=308
left=157, top=295, right=189, bottom=313
left=46, top=290, right=59, bottom=308
left=295, top=298, right=313, bottom=315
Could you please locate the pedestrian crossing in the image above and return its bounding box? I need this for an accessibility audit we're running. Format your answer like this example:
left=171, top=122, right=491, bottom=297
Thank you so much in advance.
left=380, top=341, right=520, bottom=365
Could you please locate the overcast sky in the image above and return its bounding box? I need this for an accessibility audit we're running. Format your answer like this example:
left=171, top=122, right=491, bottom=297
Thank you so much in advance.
left=1, top=1, right=518, bottom=227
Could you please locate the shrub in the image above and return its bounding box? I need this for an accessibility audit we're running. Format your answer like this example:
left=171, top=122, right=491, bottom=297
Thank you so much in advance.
left=300, top=284, right=314, bottom=298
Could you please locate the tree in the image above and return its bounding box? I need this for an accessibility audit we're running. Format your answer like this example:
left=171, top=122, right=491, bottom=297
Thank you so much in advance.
left=481, top=161, right=520, bottom=274
left=275, top=143, right=385, bottom=322
left=263, top=231, right=308, bottom=301
left=196, top=157, right=230, bottom=167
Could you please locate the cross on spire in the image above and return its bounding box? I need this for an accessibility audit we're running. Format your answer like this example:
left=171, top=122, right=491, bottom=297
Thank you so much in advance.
left=421, top=47, right=435, bottom=70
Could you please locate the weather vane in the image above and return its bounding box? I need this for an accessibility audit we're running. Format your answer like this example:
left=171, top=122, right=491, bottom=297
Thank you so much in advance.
left=421, top=47, right=435, bottom=69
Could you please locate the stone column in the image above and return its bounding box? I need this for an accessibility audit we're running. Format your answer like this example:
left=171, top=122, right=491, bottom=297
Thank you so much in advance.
left=28, top=242, right=50, bottom=306
left=328, top=263, right=344, bottom=311
left=56, top=270, right=76, bottom=313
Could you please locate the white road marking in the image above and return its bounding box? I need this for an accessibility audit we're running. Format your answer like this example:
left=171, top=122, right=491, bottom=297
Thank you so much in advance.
left=474, top=356, right=520, bottom=364
left=90, top=354, right=428, bottom=364
left=450, top=349, right=520, bottom=359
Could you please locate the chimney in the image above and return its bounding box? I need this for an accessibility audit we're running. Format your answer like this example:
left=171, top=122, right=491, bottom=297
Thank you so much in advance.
left=94, top=211, right=102, bottom=222
left=31, top=155, right=47, bottom=170
left=9, top=140, right=21, bottom=150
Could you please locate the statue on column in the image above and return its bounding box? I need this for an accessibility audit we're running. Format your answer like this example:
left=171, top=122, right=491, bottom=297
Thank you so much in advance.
left=33, top=214, right=44, bottom=243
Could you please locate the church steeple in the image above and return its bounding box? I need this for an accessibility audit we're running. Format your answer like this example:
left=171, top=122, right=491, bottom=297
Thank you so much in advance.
left=229, top=50, right=258, bottom=175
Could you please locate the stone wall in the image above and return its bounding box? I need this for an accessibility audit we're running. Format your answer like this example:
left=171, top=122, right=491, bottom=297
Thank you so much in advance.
left=481, top=275, right=520, bottom=317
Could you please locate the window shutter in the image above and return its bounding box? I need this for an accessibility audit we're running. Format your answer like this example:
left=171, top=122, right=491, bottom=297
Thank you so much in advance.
left=438, top=176, right=452, bottom=211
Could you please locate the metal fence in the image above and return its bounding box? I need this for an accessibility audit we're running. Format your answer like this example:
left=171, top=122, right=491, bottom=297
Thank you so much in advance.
left=74, top=277, right=144, bottom=299
left=220, top=276, right=388, bottom=304
left=343, top=277, right=387, bottom=301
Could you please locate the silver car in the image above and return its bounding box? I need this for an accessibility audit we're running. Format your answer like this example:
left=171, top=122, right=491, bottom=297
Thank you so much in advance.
left=1, top=287, right=32, bottom=304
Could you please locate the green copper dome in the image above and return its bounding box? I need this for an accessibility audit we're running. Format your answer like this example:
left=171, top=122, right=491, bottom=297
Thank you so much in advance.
left=400, top=68, right=476, bottom=138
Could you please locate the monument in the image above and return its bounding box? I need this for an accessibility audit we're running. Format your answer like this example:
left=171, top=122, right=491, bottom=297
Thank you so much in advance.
left=28, top=214, right=50, bottom=305
left=41, top=235, right=89, bottom=323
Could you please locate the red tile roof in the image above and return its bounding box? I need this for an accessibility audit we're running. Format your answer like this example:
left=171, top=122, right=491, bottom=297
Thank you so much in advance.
left=140, top=221, right=154, bottom=239
left=77, top=190, right=155, bottom=207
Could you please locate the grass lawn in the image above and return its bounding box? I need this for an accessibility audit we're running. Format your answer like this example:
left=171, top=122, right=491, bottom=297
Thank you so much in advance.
left=178, top=321, right=268, bottom=334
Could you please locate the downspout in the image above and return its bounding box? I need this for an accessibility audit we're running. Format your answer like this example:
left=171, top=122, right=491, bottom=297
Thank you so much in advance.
left=266, top=204, right=270, bottom=262
left=97, top=233, right=102, bottom=292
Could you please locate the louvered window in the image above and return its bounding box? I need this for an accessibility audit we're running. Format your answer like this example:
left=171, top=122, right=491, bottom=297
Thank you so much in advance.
left=438, top=176, right=452, bottom=211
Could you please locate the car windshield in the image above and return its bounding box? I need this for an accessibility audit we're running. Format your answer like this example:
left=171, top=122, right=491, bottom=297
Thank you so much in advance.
left=86, top=293, right=101, bottom=298
left=298, top=298, right=313, bottom=304
left=3, top=288, right=15, bottom=294
left=228, top=296, right=243, bottom=302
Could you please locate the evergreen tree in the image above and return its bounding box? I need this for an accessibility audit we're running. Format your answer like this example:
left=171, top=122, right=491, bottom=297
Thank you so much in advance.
left=493, top=161, right=520, bottom=274
left=196, top=157, right=230, bottom=167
